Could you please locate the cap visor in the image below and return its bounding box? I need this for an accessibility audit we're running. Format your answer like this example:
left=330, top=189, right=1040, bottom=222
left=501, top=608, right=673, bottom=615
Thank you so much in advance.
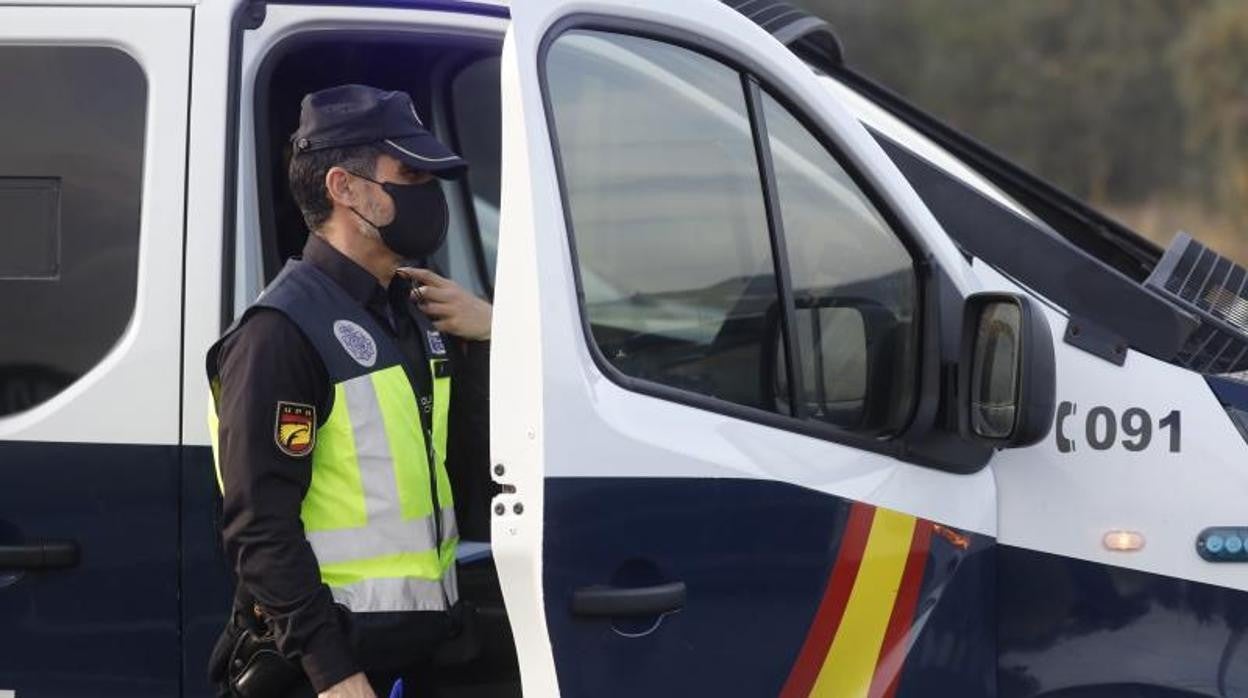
left=382, top=134, right=468, bottom=179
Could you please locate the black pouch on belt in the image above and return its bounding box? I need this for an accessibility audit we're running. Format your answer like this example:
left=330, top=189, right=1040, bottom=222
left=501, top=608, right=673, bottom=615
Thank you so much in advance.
left=229, top=624, right=302, bottom=697
left=208, top=605, right=302, bottom=698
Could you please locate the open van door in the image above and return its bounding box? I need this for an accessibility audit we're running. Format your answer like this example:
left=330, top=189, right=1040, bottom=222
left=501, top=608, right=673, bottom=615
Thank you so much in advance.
left=492, top=1, right=997, bottom=696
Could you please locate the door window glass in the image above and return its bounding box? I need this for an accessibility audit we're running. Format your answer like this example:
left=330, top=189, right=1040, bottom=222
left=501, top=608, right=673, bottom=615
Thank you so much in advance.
left=763, top=92, right=918, bottom=433
left=0, top=46, right=146, bottom=417
left=545, top=31, right=782, bottom=412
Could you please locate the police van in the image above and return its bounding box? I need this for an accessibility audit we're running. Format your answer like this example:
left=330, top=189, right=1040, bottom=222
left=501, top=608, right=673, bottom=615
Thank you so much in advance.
left=3, top=0, right=1248, bottom=696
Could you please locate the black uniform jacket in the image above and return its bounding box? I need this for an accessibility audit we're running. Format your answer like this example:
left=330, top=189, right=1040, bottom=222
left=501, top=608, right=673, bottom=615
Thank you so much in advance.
left=212, top=235, right=491, bottom=691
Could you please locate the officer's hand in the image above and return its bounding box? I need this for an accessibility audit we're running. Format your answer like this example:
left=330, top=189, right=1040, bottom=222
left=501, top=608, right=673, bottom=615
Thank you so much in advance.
left=397, top=267, right=492, bottom=341
left=318, top=672, right=377, bottom=698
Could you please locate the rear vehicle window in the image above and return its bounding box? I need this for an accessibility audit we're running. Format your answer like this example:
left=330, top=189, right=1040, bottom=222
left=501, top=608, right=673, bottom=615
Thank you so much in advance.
left=0, top=46, right=146, bottom=417
left=545, top=31, right=782, bottom=412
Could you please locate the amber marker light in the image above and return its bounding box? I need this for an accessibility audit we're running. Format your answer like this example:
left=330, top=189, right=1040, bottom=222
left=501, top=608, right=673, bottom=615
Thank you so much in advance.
left=932, top=524, right=970, bottom=550
left=1103, top=530, right=1145, bottom=552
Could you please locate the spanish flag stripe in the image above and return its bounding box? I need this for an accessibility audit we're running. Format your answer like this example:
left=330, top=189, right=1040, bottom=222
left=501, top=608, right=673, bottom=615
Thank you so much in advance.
left=779, top=502, right=876, bottom=698
left=809, top=508, right=917, bottom=697
left=868, top=521, right=933, bottom=698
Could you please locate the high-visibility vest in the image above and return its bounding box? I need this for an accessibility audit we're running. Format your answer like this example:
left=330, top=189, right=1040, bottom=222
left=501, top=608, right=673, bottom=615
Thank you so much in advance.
left=207, top=259, right=457, bottom=613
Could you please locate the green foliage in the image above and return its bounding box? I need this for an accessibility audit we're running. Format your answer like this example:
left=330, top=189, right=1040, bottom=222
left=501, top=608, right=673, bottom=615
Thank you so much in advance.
left=1173, top=0, right=1248, bottom=226
left=798, top=0, right=1247, bottom=259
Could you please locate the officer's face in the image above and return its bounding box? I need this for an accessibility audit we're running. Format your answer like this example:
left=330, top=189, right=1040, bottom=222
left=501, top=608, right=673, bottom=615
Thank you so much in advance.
left=355, top=154, right=433, bottom=231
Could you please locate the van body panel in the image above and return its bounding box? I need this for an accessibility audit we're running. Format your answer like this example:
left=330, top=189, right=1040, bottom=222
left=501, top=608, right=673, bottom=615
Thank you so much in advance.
left=0, top=5, right=191, bottom=695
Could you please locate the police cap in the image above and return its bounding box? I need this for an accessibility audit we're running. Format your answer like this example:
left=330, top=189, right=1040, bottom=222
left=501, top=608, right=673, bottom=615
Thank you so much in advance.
left=291, top=84, right=467, bottom=178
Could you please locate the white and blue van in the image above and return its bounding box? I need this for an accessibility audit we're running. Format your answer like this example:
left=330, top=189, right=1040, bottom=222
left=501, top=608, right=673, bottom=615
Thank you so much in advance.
left=2, top=1, right=1247, bottom=696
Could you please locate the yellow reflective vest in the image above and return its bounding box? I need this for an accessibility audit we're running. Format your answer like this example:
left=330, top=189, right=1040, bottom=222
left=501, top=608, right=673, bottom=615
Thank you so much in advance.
left=207, top=259, right=457, bottom=613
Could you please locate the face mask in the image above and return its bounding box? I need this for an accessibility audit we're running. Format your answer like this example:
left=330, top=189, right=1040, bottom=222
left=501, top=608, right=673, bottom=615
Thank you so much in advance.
left=349, top=173, right=449, bottom=260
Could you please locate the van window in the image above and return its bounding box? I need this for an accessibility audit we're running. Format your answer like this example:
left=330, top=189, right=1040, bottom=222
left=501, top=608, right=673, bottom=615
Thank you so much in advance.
left=449, top=56, right=502, bottom=287
left=0, top=46, right=147, bottom=417
left=763, top=92, right=918, bottom=433
left=545, top=31, right=783, bottom=412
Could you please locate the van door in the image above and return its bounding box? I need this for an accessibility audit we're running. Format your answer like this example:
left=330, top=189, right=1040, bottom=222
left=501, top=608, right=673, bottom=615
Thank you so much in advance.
left=0, top=6, right=191, bottom=697
left=494, top=2, right=997, bottom=696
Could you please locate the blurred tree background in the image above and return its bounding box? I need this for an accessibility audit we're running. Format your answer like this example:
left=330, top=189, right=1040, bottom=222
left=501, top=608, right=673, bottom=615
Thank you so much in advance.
left=796, top=0, right=1248, bottom=263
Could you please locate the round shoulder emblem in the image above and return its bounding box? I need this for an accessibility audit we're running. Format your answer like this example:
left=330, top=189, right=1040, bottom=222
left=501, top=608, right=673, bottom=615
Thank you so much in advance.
left=333, top=319, right=377, bottom=368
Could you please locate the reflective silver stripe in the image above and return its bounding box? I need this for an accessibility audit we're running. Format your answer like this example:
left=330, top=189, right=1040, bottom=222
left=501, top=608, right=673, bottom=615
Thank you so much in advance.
left=330, top=575, right=453, bottom=613
left=442, top=506, right=459, bottom=543
left=441, top=558, right=459, bottom=606
left=343, top=375, right=397, bottom=522
left=384, top=138, right=461, bottom=163
left=308, top=507, right=457, bottom=565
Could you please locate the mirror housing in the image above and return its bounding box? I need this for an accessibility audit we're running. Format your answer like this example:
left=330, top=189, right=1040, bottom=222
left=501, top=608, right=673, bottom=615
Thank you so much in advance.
left=959, top=293, right=1056, bottom=447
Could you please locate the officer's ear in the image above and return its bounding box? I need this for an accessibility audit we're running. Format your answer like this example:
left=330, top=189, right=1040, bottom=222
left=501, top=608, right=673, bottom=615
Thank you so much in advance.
left=324, top=166, right=360, bottom=209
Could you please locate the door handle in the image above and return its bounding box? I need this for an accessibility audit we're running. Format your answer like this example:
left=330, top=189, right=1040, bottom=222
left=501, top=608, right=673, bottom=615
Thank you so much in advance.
left=0, top=541, right=80, bottom=571
left=572, top=581, right=686, bottom=617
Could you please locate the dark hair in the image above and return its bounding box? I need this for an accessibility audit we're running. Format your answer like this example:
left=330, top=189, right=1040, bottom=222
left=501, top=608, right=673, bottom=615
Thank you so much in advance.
left=287, top=143, right=383, bottom=232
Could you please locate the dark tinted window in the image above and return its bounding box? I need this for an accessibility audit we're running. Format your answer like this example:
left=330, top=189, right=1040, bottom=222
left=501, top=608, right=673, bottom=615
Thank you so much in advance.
left=763, top=93, right=917, bottom=433
left=0, top=47, right=147, bottom=416
left=545, top=31, right=782, bottom=411
left=450, top=56, right=502, bottom=285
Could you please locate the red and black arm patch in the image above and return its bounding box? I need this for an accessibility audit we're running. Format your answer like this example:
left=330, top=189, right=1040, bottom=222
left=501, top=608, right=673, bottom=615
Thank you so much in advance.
left=274, top=401, right=316, bottom=457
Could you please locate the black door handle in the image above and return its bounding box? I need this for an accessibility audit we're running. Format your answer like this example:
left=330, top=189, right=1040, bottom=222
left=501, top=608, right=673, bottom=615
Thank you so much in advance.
left=572, top=581, right=686, bottom=617
left=0, top=541, right=80, bottom=571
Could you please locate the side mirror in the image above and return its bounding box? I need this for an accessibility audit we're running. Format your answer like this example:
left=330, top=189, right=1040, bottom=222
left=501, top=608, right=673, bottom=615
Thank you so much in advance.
left=959, top=293, right=1056, bottom=447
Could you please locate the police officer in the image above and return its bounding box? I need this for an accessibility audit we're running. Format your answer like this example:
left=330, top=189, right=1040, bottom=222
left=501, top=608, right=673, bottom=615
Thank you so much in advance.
left=206, top=84, right=491, bottom=698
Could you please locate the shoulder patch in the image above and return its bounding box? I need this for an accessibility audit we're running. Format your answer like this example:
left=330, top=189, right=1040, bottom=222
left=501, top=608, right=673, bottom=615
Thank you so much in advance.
left=333, top=319, right=377, bottom=367
left=275, top=402, right=316, bottom=457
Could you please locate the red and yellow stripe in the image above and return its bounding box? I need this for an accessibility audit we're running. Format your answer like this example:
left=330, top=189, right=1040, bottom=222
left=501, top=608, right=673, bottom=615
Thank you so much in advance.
left=780, top=502, right=937, bottom=698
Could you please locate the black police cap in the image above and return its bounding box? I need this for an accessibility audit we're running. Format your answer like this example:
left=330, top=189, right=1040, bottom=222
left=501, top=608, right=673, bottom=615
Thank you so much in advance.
left=291, top=84, right=467, bottom=178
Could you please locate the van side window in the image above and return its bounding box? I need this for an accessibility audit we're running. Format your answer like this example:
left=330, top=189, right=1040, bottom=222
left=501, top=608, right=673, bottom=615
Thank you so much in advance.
left=545, top=31, right=783, bottom=412
left=0, top=46, right=147, bottom=417
left=449, top=56, right=502, bottom=287
left=762, top=93, right=918, bottom=433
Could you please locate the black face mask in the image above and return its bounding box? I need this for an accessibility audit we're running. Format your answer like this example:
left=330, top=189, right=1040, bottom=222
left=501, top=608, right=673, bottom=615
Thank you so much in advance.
left=349, top=173, right=448, bottom=260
